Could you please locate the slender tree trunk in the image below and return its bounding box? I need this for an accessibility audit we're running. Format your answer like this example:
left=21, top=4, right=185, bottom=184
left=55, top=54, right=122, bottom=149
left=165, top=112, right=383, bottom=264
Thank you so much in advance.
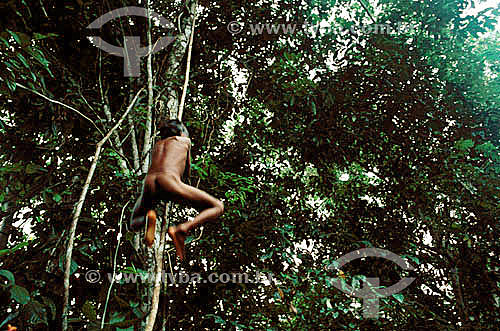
left=144, top=203, right=170, bottom=331
left=142, top=2, right=198, bottom=329
left=62, top=90, right=143, bottom=331
left=141, top=0, right=155, bottom=174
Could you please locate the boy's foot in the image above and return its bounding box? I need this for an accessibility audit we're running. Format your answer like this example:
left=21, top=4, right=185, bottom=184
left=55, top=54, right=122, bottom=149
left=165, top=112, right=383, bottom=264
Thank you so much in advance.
left=144, top=210, right=157, bottom=247
left=168, top=226, right=188, bottom=261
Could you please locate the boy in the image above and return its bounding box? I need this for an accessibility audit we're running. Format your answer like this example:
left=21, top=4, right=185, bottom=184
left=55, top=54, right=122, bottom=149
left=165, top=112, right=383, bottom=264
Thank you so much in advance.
left=130, top=119, right=224, bottom=260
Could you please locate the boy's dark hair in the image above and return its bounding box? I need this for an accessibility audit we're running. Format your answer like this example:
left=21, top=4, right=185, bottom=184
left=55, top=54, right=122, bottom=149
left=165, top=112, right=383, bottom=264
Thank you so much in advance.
left=159, top=119, right=189, bottom=139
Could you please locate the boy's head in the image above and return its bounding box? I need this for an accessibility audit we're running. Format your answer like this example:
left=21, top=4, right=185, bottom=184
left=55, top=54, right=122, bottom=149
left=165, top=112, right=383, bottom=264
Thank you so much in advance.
left=159, top=119, right=189, bottom=139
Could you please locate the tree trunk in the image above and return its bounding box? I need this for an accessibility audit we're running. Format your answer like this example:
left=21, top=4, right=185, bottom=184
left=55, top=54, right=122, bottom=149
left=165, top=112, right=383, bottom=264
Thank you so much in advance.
left=139, top=1, right=198, bottom=328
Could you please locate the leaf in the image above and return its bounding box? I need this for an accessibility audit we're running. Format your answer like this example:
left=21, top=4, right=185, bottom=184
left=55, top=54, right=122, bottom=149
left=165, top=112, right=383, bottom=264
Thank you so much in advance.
left=392, top=293, right=404, bottom=303
left=402, top=254, right=420, bottom=265
left=184, top=236, right=194, bottom=244
left=53, top=194, right=62, bottom=203
left=82, top=300, right=97, bottom=322
left=6, top=29, right=21, bottom=45
left=0, top=312, right=18, bottom=329
left=475, top=141, right=496, bottom=154
left=27, top=300, right=48, bottom=325
left=0, top=240, right=30, bottom=257
left=26, top=163, right=43, bottom=174
left=109, top=312, right=126, bottom=324
left=33, top=32, right=59, bottom=40
left=17, top=53, right=29, bottom=68
left=0, top=270, right=15, bottom=285
left=311, top=101, right=317, bottom=115
left=455, top=139, right=474, bottom=151
left=260, top=251, right=273, bottom=261
left=6, top=80, right=16, bottom=92
left=41, top=296, right=56, bottom=320
left=10, top=285, right=30, bottom=304
left=0, top=36, right=9, bottom=47
left=59, top=255, right=78, bottom=275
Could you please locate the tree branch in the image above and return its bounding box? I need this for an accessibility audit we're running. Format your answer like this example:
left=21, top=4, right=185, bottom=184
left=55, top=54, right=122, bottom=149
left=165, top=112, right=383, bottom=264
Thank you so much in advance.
left=141, top=0, right=155, bottom=173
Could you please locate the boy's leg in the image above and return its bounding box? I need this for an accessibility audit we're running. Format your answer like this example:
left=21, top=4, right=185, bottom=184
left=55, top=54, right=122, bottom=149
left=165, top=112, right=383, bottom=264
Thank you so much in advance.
left=156, top=174, right=224, bottom=260
left=130, top=191, right=146, bottom=231
left=130, top=177, right=158, bottom=247
left=144, top=210, right=157, bottom=247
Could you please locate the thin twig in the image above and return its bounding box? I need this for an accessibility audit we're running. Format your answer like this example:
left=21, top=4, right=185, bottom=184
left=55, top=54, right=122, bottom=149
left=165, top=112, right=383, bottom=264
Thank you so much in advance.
left=15, top=83, right=104, bottom=137
left=101, top=200, right=130, bottom=329
left=356, top=0, right=376, bottom=23
left=177, top=4, right=197, bottom=121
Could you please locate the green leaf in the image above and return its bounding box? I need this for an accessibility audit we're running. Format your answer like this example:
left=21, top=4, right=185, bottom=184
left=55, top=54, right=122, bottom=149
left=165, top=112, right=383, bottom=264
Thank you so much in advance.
left=0, top=312, right=18, bottom=329
left=0, top=240, right=30, bottom=257
left=6, top=80, right=16, bottom=92
left=82, top=300, right=97, bottom=322
left=455, top=139, right=474, bottom=151
left=109, top=312, right=126, bottom=324
left=17, top=53, right=29, bottom=68
left=41, top=296, right=56, bottom=320
left=6, top=29, right=21, bottom=45
left=475, top=141, right=496, bottom=154
left=311, top=101, right=317, bottom=115
left=392, top=293, right=404, bottom=303
left=260, top=251, right=274, bottom=261
left=207, top=314, right=226, bottom=325
left=59, top=255, right=78, bottom=275
left=53, top=194, right=62, bottom=203
left=0, top=36, right=9, bottom=47
left=402, top=254, right=420, bottom=265
left=33, top=32, right=59, bottom=40
left=10, top=284, right=30, bottom=304
left=0, top=270, right=15, bottom=285
left=27, top=300, right=48, bottom=325
left=26, top=163, right=43, bottom=174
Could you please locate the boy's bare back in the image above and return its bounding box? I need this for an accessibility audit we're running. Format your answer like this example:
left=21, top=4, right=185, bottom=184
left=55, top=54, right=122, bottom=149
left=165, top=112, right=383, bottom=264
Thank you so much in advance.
left=148, top=136, right=191, bottom=178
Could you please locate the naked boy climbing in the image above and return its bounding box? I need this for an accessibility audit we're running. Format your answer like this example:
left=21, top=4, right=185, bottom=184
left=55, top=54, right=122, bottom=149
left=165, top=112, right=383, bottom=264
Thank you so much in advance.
left=130, top=119, right=224, bottom=260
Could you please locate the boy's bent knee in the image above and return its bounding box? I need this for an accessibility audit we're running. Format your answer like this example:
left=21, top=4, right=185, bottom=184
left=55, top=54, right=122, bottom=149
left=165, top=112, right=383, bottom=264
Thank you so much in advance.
left=215, top=200, right=224, bottom=216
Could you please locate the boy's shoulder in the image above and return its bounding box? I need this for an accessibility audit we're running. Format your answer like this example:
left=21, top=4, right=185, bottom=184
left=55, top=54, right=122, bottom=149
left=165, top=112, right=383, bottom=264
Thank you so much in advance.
left=174, top=136, right=191, bottom=145
left=159, top=136, right=190, bottom=143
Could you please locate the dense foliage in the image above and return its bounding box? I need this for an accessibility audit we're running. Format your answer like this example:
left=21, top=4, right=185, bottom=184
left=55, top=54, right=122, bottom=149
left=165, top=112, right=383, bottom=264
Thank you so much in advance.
left=1, top=0, right=499, bottom=330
